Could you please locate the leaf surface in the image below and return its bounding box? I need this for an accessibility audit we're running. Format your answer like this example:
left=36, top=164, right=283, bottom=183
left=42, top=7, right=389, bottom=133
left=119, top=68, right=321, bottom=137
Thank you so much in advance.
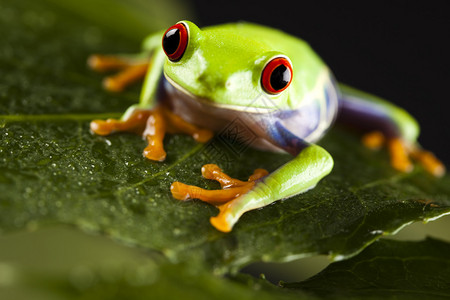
left=1, top=0, right=450, bottom=275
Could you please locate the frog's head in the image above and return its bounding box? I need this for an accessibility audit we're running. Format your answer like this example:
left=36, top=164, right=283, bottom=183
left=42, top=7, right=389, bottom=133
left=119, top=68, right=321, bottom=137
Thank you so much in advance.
left=161, top=21, right=293, bottom=112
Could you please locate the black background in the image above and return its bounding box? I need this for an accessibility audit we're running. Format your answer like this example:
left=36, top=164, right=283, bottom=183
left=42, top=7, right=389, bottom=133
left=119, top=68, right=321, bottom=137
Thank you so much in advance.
left=189, top=0, right=450, bottom=165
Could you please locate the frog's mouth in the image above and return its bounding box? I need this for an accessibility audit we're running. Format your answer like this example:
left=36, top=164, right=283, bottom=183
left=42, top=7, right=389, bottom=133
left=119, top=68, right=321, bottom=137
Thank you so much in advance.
left=162, top=73, right=258, bottom=124
left=163, top=73, right=276, bottom=114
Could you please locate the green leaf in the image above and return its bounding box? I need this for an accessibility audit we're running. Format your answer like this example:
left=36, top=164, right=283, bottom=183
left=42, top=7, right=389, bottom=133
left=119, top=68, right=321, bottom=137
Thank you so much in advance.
left=0, top=226, right=307, bottom=300
left=3, top=227, right=450, bottom=299
left=1, top=0, right=450, bottom=276
left=283, top=237, right=450, bottom=299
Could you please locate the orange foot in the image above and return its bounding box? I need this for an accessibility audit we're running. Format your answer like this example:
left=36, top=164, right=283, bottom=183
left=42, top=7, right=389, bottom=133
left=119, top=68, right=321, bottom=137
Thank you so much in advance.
left=90, top=106, right=213, bottom=161
left=171, top=164, right=268, bottom=232
left=88, top=54, right=149, bottom=92
left=362, top=131, right=445, bottom=177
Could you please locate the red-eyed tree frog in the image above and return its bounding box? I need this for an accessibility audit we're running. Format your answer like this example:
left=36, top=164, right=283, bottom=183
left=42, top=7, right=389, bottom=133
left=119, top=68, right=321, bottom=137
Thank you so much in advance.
left=88, top=21, right=445, bottom=232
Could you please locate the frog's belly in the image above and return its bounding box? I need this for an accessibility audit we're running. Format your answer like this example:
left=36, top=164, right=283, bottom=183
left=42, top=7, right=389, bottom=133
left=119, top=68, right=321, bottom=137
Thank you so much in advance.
left=160, top=75, right=339, bottom=153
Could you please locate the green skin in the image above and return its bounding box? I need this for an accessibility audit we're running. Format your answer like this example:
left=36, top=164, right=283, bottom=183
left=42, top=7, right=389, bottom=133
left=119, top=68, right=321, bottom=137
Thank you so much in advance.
left=120, top=21, right=418, bottom=232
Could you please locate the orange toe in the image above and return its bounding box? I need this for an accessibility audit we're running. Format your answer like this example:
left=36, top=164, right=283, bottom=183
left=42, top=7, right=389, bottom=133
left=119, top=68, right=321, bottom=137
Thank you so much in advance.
left=90, top=120, right=113, bottom=136
left=362, top=131, right=385, bottom=150
left=143, top=145, right=166, bottom=161
left=170, top=182, right=194, bottom=201
left=412, top=149, right=446, bottom=177
left=210, top=214, right=232, bottom=233
left=103, top=77, right=125, bottom=93
left=87, top=54, right=128, bottom=72
left=388, top=138, right=413, bottom=173
left=193, top=129, right=214, bottom=143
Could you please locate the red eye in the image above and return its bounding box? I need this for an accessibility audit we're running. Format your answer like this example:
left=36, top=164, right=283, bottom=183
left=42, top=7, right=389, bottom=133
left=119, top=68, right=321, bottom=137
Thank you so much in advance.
left=261, top=57, right=293, bottom=94
left=162, top=23, right=188, bottom=62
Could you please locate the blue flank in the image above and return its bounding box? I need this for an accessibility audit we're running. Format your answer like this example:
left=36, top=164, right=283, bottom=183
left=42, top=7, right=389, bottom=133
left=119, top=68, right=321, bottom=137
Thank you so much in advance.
left=338, top=94, right=400, bottom=138
left=271, top=121, right=310, bottom=155
left=264, top=80, right=340, bottom=155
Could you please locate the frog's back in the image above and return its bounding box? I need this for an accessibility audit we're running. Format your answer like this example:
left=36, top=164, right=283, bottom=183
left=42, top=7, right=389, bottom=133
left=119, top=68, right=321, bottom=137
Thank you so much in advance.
left=203, top=22, right=318, bottom=60
left=202, top=22, right=328, bottom=101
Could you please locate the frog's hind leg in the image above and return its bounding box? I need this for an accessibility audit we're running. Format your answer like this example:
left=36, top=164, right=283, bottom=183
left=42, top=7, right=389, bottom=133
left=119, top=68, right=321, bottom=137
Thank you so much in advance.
left=338, top=84, right=445, bottom=176
left=170, top=164, right=268, bottom=206
left=362, top=132, right=443, bottom=175
left=88, top=54, right=149, bottom=92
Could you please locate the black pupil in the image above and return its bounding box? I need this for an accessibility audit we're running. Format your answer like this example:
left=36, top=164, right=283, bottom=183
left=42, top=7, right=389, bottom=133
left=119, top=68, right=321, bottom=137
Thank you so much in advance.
left=163, top=28, right=180, bottom=55
left=270, top=65, right=290, bottom=90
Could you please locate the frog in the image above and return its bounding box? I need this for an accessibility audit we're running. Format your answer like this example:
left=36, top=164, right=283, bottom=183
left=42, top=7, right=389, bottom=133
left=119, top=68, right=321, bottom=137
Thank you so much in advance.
left=88, top=21, right=445, bottom=233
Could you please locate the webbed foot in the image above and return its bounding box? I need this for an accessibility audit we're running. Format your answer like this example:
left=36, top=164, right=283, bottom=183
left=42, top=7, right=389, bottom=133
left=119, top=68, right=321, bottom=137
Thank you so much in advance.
left=90, top=106, right=213, bottom=162
left=88, top=54, right=149, bottom=92
left=171, top=164, right=269, bottom=232
left=362, top=131, right=445, bottom=177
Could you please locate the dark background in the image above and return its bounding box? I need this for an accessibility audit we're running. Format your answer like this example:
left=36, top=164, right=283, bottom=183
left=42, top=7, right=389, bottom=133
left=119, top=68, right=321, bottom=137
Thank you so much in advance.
left=189, top=0, right=450, bottom=165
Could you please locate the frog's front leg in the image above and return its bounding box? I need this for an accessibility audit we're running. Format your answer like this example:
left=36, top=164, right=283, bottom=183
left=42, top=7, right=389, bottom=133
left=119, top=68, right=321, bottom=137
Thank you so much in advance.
left=172, top=144, right=333, bottom=232
left=91, top=106, right=213, bottom=161
left=90, top=107, right=166, bottom=160
left=171, top=164, right=269, bottom=205
left=88, top=54, right=149, bottom=92
left=87, top=31, right=164, bottom=92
